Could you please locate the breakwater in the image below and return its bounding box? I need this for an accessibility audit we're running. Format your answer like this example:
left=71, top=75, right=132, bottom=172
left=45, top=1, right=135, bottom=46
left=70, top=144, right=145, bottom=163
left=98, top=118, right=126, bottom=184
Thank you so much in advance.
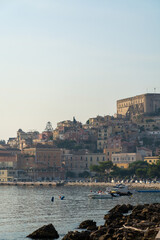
left=1, top=181, right=160, bottom=189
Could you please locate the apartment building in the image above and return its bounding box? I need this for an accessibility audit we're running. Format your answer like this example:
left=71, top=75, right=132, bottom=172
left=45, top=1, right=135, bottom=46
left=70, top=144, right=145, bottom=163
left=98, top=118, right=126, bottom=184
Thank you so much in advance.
left=104, top=147, right=122, bottom=161
left=112, top=153, right=142, bottom=168
left=63, top=152, right=107, bottom=176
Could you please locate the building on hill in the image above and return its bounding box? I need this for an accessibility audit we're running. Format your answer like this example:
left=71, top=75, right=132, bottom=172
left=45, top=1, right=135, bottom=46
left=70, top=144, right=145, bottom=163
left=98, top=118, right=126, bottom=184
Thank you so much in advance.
left=136, top=147, right=152, bottom=160
left=117, top=93, right=160, bottom=118
left=103, top=147, right=122, bottom=161
left=17, top=129, right=40, bottom=150
left=97, top=126, right=112, bottom=150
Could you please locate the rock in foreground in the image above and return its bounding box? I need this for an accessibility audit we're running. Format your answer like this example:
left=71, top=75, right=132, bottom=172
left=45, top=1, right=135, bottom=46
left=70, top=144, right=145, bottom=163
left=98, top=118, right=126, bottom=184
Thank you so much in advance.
left=27, top=223, right=59, bottom=239
left=62, top=230, right=90, bottom=240
left=62, top=203, right=160, bottom=240
left=78, top=220, right=97, bottom=230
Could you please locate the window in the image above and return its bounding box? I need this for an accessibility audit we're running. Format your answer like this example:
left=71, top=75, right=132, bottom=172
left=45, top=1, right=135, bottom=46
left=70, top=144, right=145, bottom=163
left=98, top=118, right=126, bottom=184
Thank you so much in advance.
left=97, top=157, right=99, bottom=161
left=90, top=157, right=92, bottom=161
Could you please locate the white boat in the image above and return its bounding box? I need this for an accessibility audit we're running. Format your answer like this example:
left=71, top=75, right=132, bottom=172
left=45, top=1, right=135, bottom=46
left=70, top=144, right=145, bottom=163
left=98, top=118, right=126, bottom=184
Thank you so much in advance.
left=111, top=184, right=133, bottom=195
left=88, top=191, right=112, bottom=199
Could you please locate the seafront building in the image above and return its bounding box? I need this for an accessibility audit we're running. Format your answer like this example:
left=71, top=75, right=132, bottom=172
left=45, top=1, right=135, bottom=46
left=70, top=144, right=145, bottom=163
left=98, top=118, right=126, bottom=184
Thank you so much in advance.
left=62, top=152, right=106, bottom=176
left=112, top=153, right=142, bottom=168
left=16, top=146, right=64, bottom=180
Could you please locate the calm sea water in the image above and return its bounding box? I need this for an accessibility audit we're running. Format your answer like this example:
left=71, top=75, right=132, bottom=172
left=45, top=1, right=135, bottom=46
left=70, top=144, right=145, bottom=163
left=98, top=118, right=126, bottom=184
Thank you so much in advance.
left=1, top=185, right=160, bottom=240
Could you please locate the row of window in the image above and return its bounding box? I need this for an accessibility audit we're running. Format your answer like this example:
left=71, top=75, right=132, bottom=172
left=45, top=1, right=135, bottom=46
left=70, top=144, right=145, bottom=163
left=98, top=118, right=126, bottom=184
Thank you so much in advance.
left=113, top=157, right=135, bottom=161
left=66, top=157, right=106, bottom=161
left=118, top=99, right=144, bottom=108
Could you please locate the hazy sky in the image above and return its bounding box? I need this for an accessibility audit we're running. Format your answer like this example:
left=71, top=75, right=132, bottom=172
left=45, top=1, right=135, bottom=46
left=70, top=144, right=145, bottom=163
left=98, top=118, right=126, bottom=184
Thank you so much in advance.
left=0, top=0, right=160, bottom=140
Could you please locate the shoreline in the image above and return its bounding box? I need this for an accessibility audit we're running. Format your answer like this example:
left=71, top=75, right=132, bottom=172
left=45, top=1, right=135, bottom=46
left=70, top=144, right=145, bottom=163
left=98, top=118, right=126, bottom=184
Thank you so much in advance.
left=0, top=181, right=160, bottom=189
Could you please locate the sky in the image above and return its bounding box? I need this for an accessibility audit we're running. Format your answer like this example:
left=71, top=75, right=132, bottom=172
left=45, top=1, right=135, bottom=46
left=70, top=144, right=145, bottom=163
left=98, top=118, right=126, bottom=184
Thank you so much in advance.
left=0, top=0, right=160, bottom=140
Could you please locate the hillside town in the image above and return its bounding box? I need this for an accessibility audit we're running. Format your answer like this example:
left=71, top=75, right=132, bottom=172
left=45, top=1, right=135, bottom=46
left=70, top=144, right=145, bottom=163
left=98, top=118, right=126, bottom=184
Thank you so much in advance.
left=0, top=93, right=160, bottom=182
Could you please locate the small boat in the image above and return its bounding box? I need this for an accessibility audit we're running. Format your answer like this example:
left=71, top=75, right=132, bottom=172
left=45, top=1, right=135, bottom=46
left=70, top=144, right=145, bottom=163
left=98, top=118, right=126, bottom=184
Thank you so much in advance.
left=110, top=184, right=133, bottom=196
left=88, top=191, right=112, bottom=199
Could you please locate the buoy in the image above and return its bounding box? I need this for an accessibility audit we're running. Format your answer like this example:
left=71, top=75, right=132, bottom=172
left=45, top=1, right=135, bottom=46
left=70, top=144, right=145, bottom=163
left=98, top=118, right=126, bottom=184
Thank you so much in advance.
left=61, top=196, right=65, bottom=200
left=51, top=197, right=54, bottom=202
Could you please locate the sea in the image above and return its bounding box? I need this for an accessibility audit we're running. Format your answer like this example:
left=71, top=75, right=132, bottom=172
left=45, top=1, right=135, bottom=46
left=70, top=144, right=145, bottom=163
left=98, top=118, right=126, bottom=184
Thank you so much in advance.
left=1, top=185, right=160, bottom=240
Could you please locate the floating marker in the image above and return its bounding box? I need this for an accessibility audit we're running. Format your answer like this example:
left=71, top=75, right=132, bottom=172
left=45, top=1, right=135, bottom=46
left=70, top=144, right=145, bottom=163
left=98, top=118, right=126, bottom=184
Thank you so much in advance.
left=51, top=196, right=54, bottom=202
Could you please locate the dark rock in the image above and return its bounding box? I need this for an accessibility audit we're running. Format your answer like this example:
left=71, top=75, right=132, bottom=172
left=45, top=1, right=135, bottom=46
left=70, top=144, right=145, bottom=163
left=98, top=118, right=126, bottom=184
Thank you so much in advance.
left=104, top=212, right=123, bottom=221
left=87, top=225, right=98, bottom=231
left=62, top=230, right=90, bottom=240
left=99, top=234, right=112, bottom=240
left=90, top=227, right=108, bottom=240
left=143, top=229, right=159, bottom=240
left=78, top=219, right=96, bottom=229
left=108, top=204, right=133, bottom=214
left=27, top=223, right=59, bottom=239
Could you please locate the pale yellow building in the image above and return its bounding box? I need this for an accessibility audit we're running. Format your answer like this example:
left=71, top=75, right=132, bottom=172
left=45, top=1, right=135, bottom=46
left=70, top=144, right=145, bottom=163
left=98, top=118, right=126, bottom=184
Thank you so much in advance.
left=0, top=170, right=14, bottom=182
left=144, top=156, right=159, bottom=164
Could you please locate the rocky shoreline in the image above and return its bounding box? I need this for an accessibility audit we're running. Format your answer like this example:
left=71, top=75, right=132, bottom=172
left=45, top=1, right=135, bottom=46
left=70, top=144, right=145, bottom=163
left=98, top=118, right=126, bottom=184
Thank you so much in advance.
left=27, top=203, right=160, bottom=240
left=62, top=203, right=160, bottom=240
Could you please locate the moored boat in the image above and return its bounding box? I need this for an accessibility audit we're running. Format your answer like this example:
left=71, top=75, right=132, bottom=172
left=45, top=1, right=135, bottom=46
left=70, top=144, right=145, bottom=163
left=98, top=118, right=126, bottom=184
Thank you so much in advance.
left=110, top=183, right=133, bottom=196
left=88, top=191, right=112, bottom=199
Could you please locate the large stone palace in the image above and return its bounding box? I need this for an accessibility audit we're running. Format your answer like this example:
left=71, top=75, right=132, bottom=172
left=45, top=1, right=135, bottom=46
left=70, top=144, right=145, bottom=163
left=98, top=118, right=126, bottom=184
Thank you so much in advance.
left=117, top=93, right=160, bottom=118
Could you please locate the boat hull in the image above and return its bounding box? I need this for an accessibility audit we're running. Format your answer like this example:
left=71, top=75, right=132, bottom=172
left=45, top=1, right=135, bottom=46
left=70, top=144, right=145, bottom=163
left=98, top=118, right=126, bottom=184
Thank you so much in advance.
left=88, top=193, right=112, bottom=199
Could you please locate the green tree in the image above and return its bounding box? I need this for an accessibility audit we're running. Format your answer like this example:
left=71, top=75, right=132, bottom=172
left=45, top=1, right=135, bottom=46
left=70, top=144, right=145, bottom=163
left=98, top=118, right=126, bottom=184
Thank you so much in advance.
left=66, top=171, right=76, bottom=178
left=135, top=168, right=147, bottom=178
left=79, top=171, right=90, bottom=178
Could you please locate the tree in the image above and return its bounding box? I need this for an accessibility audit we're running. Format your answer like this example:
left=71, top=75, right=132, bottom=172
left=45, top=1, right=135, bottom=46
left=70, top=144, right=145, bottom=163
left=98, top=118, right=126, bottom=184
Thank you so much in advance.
left=135, top=168, right=147, bottom=178
left=90, top=165, right=101, bottom=172
left=90, top=161, right=113, bottom=173
left=0, top=140, right=6, bottom=145
left=66, top=171, right=76, bottom=178
left=79, top=171, right=90, bottom=178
